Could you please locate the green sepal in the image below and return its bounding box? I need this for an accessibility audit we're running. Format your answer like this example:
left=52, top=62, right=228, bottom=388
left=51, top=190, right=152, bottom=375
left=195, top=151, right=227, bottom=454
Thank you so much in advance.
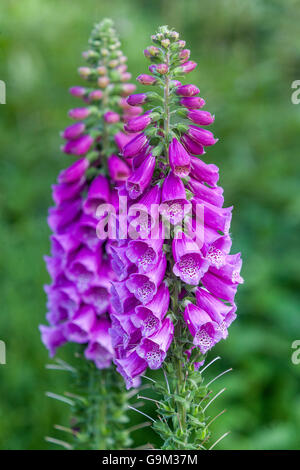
left=109, top=70, right=122, bottom=82
left=146, top=91, right=164, bottom=103
left=144, top=126, right=159, bottom=138
left=152, top=142, right=164, bottom=157
left=175, top=123, right=189, bottom=134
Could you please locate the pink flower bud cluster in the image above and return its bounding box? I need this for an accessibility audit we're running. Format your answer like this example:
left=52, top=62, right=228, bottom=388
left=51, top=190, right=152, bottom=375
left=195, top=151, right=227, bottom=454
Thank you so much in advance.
left=61, top=21, right=142, bottom=162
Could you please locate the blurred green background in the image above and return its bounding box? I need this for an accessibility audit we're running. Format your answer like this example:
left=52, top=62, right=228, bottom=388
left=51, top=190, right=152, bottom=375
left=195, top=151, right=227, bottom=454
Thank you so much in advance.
left=1, top=0, right=300, bottom=450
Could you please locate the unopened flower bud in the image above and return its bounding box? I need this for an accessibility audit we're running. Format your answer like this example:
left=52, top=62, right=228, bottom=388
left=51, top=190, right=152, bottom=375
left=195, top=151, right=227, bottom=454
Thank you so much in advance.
left=89, top=90, right=103, bottom=101
left=155, top=63, right=168, bottom=75
left=123, top=133, right=148, bottom=158
left=127, top=93, right=148, bottom=106
left=110, top=70, right=121, bottom=82
left=108, top=154, right=131, bottom=182
left=161, top=39, right=170, bottom=48
left=62, top=134, right=94, bottom=156
left=170, top=80, right=182, bottom=88
left=121, top=83, right=136, bottom=96
left=118, top=64, right=128, bottom=73
left=78, top=67, right=91, bottom=79
left=124, top=111, right=152, bottom=133
left=149, top=64, right=156, bottom=74
left=176, top=84, right=200, bottom=97
left=82, top=50, right=98, bottom=61
left=121, top=72, right=132, bottom=81
left=149, top=46, right=160, bottom=56
left=124, top=106, right=143, bottom=119
left=104, top=111, right=120, bottom=123
left=187, top=125, right=218, bottom=146
left=187, top=110, right=215, bottom=125
left=110, top=50, right=119, bottom=59
left=69, top=86, right=86, bottom=98
left=68, top=107, right=91, bottom=120
left=137, top=74, right=157, bottom=85
left=180, top=61, right=197, bottom=73
left=144, top=46, right=160, bottom=59
left=97, top=76, right=110, bottom=88
left=62, top=122, right=86, bottom=140
left=180, top=96, right=205, bottom=109
left=108, top=59, right=119, bottom=68
left=97, top=66, right=107, bottom=75
left=179, top=49, right=191, bottom=62
left=170, top=31, right=179, bottom=41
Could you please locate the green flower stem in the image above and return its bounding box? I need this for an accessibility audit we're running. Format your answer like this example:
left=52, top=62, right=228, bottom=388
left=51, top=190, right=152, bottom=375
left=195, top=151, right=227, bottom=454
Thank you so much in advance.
left=70, top=351, right=131, bottom=450
left=163, top=49, right=171, bottom=163
left=171, top=269, right=186, bottom=438
left=161, top=38, right=189, bottom=444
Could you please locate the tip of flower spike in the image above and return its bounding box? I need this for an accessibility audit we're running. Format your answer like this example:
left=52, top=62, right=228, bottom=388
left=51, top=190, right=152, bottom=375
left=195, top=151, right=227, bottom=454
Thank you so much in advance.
left=144, top=46, right=160, bottom=59
left=91, top=18, right=115, bottom=39
left=87, top=18, right=131, bottom=84
left=151, top=26, right=181, bottom=48
left=98, top=18, right=114, bottom=28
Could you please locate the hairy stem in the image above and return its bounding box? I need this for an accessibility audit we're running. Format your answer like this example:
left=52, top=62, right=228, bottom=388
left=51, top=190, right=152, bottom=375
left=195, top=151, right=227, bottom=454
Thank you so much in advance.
left=163, top=50, right=171, bottom=163
left=159, top=54, right=190, bottom=445
left=71, top=352, right=131, bottom=450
